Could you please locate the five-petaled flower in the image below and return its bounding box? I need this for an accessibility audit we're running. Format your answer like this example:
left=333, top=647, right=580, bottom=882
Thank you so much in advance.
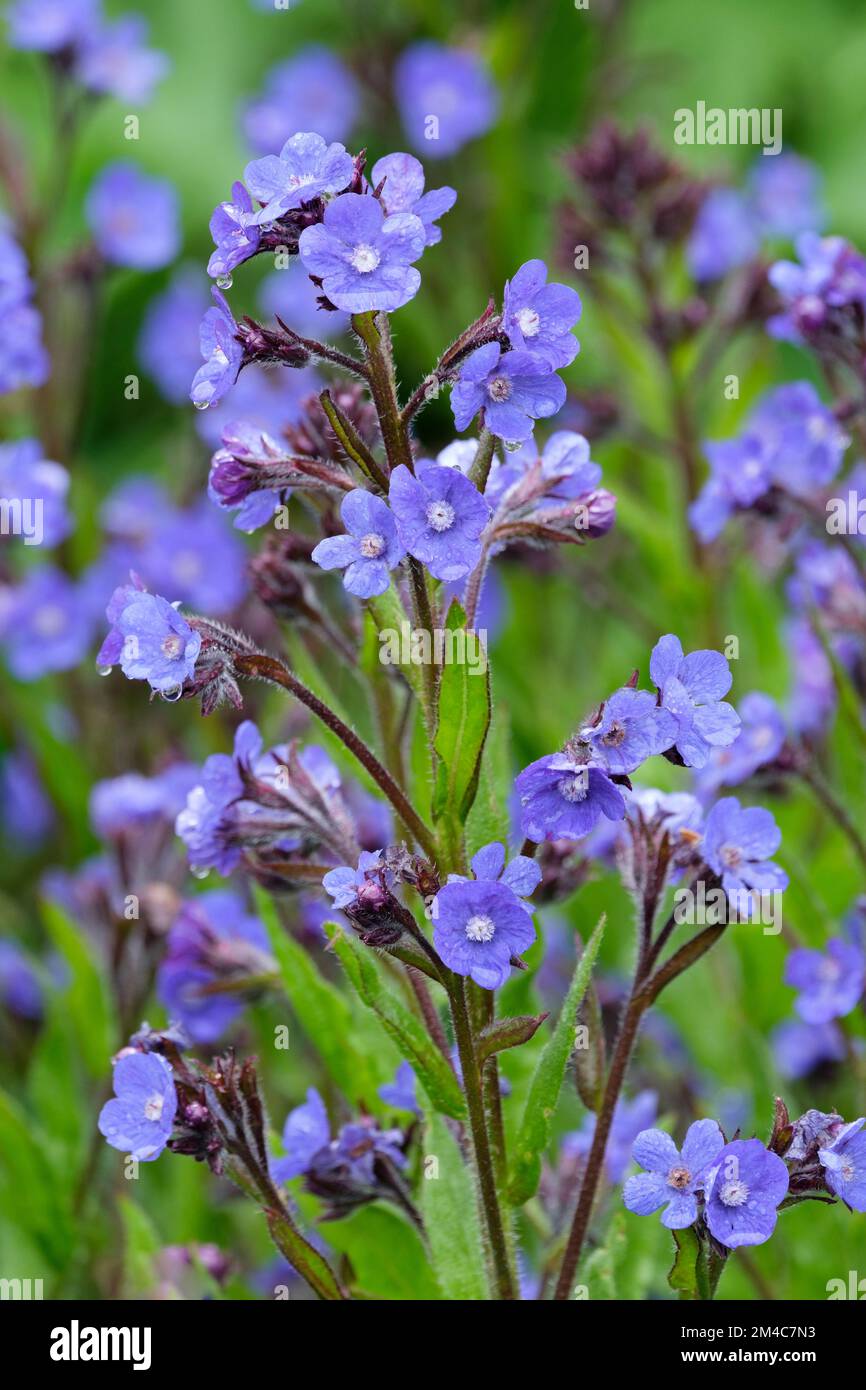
left=650, top=633, right=740, bottom=768
left=245, top=132, right=354, bottom=226
left=389, top=460, right=490, bottom=581
left=299, top=191, right=426, bottom=313
left=98, top=1051, right=177, bottom=1162
left=583, top=687, right=677, bottom=776
left=702, top=1139, right=789, bottom=1248
left=312, top=490, right=406, bottom=598
left=451, top=342, right=567, bottom=443
left=623, top=1118, right=725, bottom=1228
left=515, top=748, right=626, bottom=842
left=99, top=582, right=201, bottom=694
left=785, top=937, right=865, bottom=1024
left=702, top=796, right=788, bottom=909
left=502, top=259, right=582, bottom=369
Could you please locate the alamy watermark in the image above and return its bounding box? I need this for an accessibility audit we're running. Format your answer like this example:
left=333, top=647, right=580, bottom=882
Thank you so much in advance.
left=0, top=496, right=43, bottom=545
left=378, top=621, right=488, bottom=675
left=674, top=102, right=782, bottom=156
left=673, top=881, right=783, bottom=936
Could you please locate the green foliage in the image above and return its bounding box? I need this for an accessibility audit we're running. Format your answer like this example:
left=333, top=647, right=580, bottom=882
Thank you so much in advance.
left=432, top=600, right=492, bottom=868
left=420, top=1111, right=490, bottom=1300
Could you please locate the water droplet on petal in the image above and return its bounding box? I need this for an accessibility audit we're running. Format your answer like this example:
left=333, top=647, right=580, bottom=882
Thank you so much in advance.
left=191, top=865, right=210, bottom=880
left=160, top=685, right=183, bottom=703
left=503, top=439, right=523, bottom=453
left=216, top=274, right=233, bottom=290
left=193, top=399, right=210, bottom=412
left=96, top=664, right=113, bottom=677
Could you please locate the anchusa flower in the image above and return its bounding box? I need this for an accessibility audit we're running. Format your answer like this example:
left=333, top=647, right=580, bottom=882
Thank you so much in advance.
left=370, top=153, right=456, bottom=247
left=312, top=490, right=405, bottom=597
left=243, top=47, right=359, bottom=153
left=623, top=1119, right=725, bottom=1228
left=0, top=224, right=49, bottom=393
left=157, top=891, right=273, bottom=1044
left=394, top=42, right=498, bottom=158
left=389, top=461, right=490, bottom=582
left=138, top=268, right=209, bottom=404
left=702, top=1139, right=790, bottom=1248
left=0, top=438, right=71, bottom=547
left=98, top=579, right=201, bottom=695
left=771, top=1018, right=845, bottom=1080
left=0, top=566, right=94, bottom=679
left=697, top=692, right=787, bottom=793
left=207, top=182, right=261, bottom=281
left=8, top=0, right=168, bottom=103
left=582, top=687, right=677, bottom=776
left=516, top=743, right=626, bottom=843
left=702, top=796, right=788, bottom=911
left=502, top=259, right=582, bottom=369
left=818, top=1118, right=866, bottom=1210
left=451, top=343, right=567, bottom=443
left=298, top=191, right=426, bottom=313
left=86, top=162, right=179, bottom=270
left=245, top=132, right=355, bottom=227
left=98, top=1050, right=178, bottom=1162
left=768, top=232, right=866, bottom=345
left=431, top=843, right=538, bottom=988
left=650, top=633, right=740, bottom=768
left=378, top=1061, right=421, bottom=1116
left=566, top=1091, right=659, bottom=1185
left=784, top=937, right=865, bottom=1024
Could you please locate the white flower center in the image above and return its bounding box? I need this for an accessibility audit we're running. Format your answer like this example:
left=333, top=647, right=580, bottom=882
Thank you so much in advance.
left=288, top=172, right=317, bottom=189
left=34, top=604, right=65, bottom=638
left=144, top=1092, right=165, bottom=1122
left=720, top=843, right=742, bottom=869
left=840, top=1159, right=856, bottom=1182
left=161, top=634, right=184, bottom=659
left=426, top=499, right=455, bottom=532
left=719, top=1178, right=749, bottom=1207
left=818, top=957, right=841, bottom=983
left=465, top=913, right=496, bottom=943
left=359, top=531, right=386, bottom=558
left=351, top=243, right=380, bottom=274
left=558, top=773, right=589, bottom=803
left=516, top=306, right=541, bottom=337
left=487, top=375, right=512, bottom=403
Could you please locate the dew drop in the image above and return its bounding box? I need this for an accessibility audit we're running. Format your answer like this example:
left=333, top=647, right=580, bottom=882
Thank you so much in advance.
left=192, top=865, right=210, bottom=880
left=215, top=273, right=233, bottom=289
left=160, top=685, right=183, bottom=703
left=96, top=664, right=113, bottom=677
left=193, top=399, right=210, bottom=412
left=503, top=439, right=523, bottom=453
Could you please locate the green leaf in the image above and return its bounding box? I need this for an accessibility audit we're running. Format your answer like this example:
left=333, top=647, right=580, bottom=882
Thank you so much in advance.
left=668, top=1226, right=701, bottom=1299
left=477, top=1012, right=548, bottom=1066
left=327, top=924, right=466, bottom=1121
left=507, top=914, right=606, bottom=1206
left=431, top=600, right=491, bottom=860
left=324, top=1205, right=441, bottom=1300
left=119, top=1196, right=161, bottom=1298
left=465, top=698, right=512, bottom=859
left=40, top=898, right=116, bottom=1078
left=0, top=1087, right=74, bottom=1269
left=421, top=1110, right=490, bottom=1300
left=254, top=886, right=375, bottom=1105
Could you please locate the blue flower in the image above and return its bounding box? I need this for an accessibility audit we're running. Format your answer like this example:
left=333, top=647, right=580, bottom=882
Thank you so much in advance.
left=371, top=152, right=456, bottom=247
left=688, top=189, right=759, bottom=283
left=459, top=841, right=542, bottom=904
left=98, top=1051, right=177, bottom=1162
left=99, top=584, right=201, bottom=694
left=515, top=750, right=626, bottom=842
left=623, top=1119, right=725, bottom=1228
left=271, top=1087, right=331, bottom=1183
left=190, top=289, right=244, bottom=409
left=312, top=490, right=406, bottom=598
left=702, top=796, right=788, bottom=903
left=157, top=891, right=270, bottom=1044
left=583, top=687, right=677, bottom=776
left=388, top=460, right=490, bottom=581
left=174, top=722, right=260, bottom=876
left=649, top=633, right=740, bottom=768
left=243, top=48, right=360, bottom=154
left=1, top=566, right=93, bottom=680
left=378, top=1061, right=421, bottom=1115
left=431, top=874, right=536, bottom=990
left=323, top=850, right=389, bottom=910
left=703, top=1139, right=789, bottom=1248
left=0, top=438, right=71, bottom=548
left=245, top=132, right=354, bottom=227
left=503, top=259, right=581, bottom=369
left=451, top=343, right=567, bottom=443
left=697, top=692, right=786, bottom=793
left=86, top=162, right=179, bottom=270
left=138, top=268, right=209, bottom=405
left=748, top=152, right=825, bottom=240
left=768, top=233, right=866, bottom=342
left=207, top=182, right=261, bottom=279
left=771, top=1018, right=845, bottom=1080
left=74, top=14, right=169, bottom=104
left=394, top=42, right=497, bottom=158
left=818, top=1118, right=866, bottom=1211
left=784, top=937, right=865, bottom=1025
left=299, top=192, right=426, bottom=314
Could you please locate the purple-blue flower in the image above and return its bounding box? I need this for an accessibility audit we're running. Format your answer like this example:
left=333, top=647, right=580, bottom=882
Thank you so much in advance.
left=86, top=162, right=179, bottom=270
left=0, top=225, right=49, bottom=392
left=243, top=48, right=360, bottom=154
left=90, top=765, right=198, bottom=839
left=622, top=1119, right=725, bottom=1228
left=270, top=1087, right=330, bottom=1182
left=74, top=14, right=169, bottom=103
left=298, top=192, right=425, bottom=313
left=0, top=567, right=93, bottom=679
left=190, top=289, right=243, bottom=409
left=748, top=153, right=824, bottom=240
left=6, top=0, right=97, bottom=51
left=245, top=132, right=354, bottom=227
left=394, top=43, right=497, bottom=158
left=99, top=583, right=201, bottom=693
left=503, top=260, right=582, bottom=369
left=312, top=490, right=405, bottom=598
left=515, top=750, right=626, bottom=842
left=451, top=343, right=566, bottom=443
left=388, top=461, right=490, bottom=582
left=259, top=263, right=349, bottom=338
left=139, top=497, right=247, bottom=614
left=703, top=1139, right=789, bottom=1248
left=459, top=841, right=541, bottom=903
left=0, top=438, right=71, bottom=547
left=649, top=633, right=740, bottom=769
left=207, top=182, right=261, bottom=280
left=370, top=153, right=456, bottom=248
left=818, top=1118, right=866, bottom=1211
left=690, top=433, right=774, bottom=542
left=157, top=891, right=270, bottom=1043
left=688, top=189, right=759, bottom=283
left=583, top=687, right=677, bottom=776
left=138, top=267, right=209, bottom=405
left=785, top=937, right=865, bottom=1024
left=431, top=873, right=536, bottom=990
left=378, top=1061, right=420, bottom=1116
left=768, top=233, right=866, bottom=342
left=771, top=1017, right=845, bottom=1080
left=697, top=692, right=786, bottom=792
left=322, top=850, right=388, bottom=911
left=702, top=796, right=788, bottom=902
left=98, top=1051, right=177, bottom=1162
left=0, top=940, right=43, bottom=1019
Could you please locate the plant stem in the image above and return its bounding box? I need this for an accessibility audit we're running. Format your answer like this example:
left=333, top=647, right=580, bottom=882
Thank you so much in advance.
left=797, top=760, right=866, bottom=874
left=234, top=652, right=437, bottom=861
left=448, top=974, right=516, bottom=1300
left=353, top=311, right=413, bottom=474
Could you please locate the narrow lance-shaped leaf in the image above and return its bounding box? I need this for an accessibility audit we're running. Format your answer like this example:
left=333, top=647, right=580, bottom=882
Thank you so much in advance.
left=421, top=1109, right=490, bottom=1300
left=432, top=600, right=491, bottom=851
left=326, top=924, right=466, bottom=1121
left=507, top=914, right=607, bottom=1206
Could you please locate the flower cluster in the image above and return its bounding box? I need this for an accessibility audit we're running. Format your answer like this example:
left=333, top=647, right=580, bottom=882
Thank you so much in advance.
left=0, top=223, right=49, bottom=394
